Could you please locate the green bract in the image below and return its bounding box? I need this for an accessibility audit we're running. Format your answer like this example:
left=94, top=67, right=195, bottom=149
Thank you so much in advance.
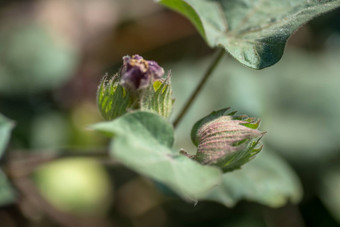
left=140, top=78, right=174, bottom=119
left=97, top=74, right=132, bottom=121
left=158, top=0, right=340, bottom=69
left=191, top=108, right=264, bottom=172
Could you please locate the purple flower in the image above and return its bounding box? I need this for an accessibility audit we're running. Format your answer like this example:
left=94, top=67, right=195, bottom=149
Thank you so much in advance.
left=120, top=55, right=164, bottom=90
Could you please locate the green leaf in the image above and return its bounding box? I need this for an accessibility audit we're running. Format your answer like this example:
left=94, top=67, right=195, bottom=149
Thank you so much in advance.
left=91, top=111, right=222, bottom=200
left=0, top=114, right=14, bottom=160
left=203, top=150, right=302, bottom=207
left=0, top=170, right=15, bottom=206
left=158, top=0, right=340, bottom=69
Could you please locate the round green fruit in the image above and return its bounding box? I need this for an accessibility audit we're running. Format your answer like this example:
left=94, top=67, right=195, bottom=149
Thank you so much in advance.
left=33, top=158, right=113, bottom=216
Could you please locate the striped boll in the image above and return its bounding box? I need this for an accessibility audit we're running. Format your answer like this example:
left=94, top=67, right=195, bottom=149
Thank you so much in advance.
left=191, top=109, right=265, bottom=172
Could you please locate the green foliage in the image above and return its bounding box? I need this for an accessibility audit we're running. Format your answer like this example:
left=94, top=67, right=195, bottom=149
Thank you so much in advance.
left=320, top=167, right=340, bottom=223
left=204, top=150, right=302, bottom=207
left=158, top=0, right=340, bottom=69
left=0, top=23, right=78, bottom=95
left=91, top=111, right=222, bottom=200
left=191, top=108, right=264, bottom=172
left=0, top=114, right=15, bottom=206
left=0, top=114, right=14, bottom=159
left=0, top=170, right=15, bottom=207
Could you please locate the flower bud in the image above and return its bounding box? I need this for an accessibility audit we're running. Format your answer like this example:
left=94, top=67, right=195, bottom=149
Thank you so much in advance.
left=97, top=55, right=173, bottom=120
left=120, top=55, right=164, bottom=91
left=191, top=108, right=265, bottom=172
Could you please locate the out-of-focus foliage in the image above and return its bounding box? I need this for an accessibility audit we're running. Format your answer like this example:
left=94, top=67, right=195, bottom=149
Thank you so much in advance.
left=30, top=105, right=104, bottom=149
left=0, top=23, right=78, bottom=95
left=30, top=112, right=69, bottom=149
left=69, top=102, right=107, bottom=147
left=320, top=167, right=340, bottom=223
left=158, top=0, right=340, bottom=69
left=33, top=158, right=113, bottom=216
left=204, top=150, right=302, bottom=208
left=0, top=170, right=15, bottom=207
left=0, top=113, right=15, bottom=206
left=91, top=111, right=222, bottom=200
left=220, top=215, right=266, bottom=227
left=0, top=113, right=14, bottom=159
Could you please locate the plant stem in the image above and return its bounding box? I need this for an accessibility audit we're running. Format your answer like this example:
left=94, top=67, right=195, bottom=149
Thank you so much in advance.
left=173, top=48, right=225, bottom=128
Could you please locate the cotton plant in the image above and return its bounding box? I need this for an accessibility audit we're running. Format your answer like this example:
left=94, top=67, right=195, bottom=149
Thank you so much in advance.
left=0, top=0, right=340, bottom=218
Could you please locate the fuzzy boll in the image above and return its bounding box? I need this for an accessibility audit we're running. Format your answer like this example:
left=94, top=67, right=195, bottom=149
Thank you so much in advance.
left=191, top=108, right=265, bottom=172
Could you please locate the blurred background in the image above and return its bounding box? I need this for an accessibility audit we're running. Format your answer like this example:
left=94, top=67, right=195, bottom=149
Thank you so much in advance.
left=0, top=0, right=340, bottom=226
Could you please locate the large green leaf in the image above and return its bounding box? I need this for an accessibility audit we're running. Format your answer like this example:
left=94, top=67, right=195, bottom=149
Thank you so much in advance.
left=158, top=0, right=340, bottom=69
left=204, top=150, right=302, bottom=207
left=91, top=111, right=222, bottom=200
left=0, top=114, right=14, bottom=159
left=0, top=170, right=15, bottom=206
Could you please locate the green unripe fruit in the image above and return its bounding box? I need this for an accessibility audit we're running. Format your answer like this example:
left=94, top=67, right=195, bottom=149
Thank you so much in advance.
left=33, top=158, right=112, bottom=216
